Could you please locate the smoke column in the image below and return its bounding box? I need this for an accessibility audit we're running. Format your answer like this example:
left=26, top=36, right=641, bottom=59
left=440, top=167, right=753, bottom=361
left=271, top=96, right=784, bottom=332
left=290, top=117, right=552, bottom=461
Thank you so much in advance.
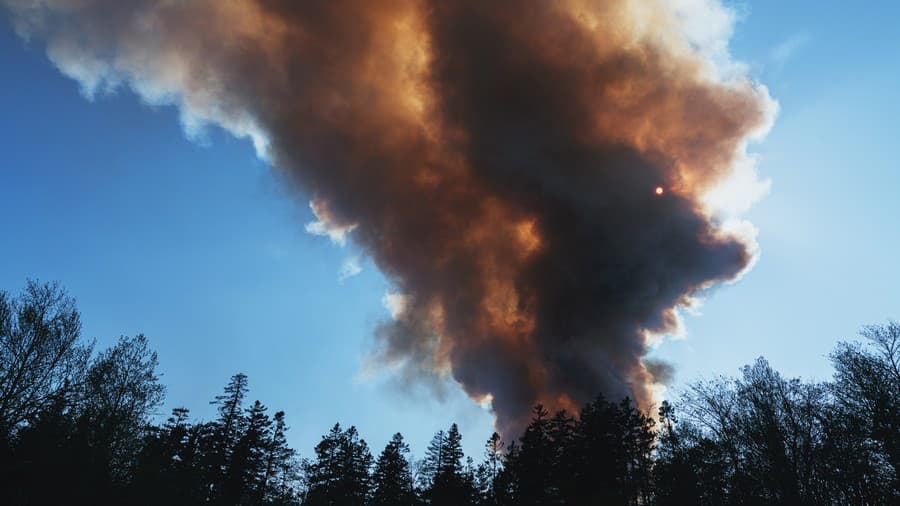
left=4, top=0, right=775, bottom=435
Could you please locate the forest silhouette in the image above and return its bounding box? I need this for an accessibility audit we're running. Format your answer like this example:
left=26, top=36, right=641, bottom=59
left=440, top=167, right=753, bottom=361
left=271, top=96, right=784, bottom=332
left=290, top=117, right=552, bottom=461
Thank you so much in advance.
left=0, top=280, right=897, bottom=505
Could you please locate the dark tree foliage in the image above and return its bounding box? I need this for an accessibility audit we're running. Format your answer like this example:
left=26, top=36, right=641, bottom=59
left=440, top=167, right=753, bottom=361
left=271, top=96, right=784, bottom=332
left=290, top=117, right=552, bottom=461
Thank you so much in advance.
left=211, top=371, right=251, bottom=497
left=509, top=404, right=554, bottom=504
left=422, top=423, right=475, bottom=505
left=829, top=322, right=900, bottom=497
left=304, top=423, right=373, bottom=505
left=0, top=282, right=304, bottom=505
left=0, top=280, right=897, bottom=505
left=130, top=376, right=304, bottom=505
left=656, top=334, right=899, bottom=506
left=371, top=432, right=417, bottom=505
left=0, top=281, right=90, bottom=438
left=132, top=407, right=205, bottom=503
left=80, top=334, right=166, bottom=481
left=267, top=411, right=301, bottom=504
left=498, top=397, right=655, bottom=506
left=475, top=432, right=505, bottom=504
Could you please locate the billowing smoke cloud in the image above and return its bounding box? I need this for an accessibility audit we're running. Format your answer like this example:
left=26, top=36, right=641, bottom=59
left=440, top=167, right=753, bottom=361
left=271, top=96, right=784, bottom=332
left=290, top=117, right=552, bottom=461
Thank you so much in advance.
left=4, top=0, right=774, bottom=435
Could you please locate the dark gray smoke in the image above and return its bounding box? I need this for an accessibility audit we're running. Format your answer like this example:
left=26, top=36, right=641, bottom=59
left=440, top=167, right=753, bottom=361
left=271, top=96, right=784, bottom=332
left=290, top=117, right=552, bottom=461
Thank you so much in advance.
left=3, top=0, right=774, bottom=435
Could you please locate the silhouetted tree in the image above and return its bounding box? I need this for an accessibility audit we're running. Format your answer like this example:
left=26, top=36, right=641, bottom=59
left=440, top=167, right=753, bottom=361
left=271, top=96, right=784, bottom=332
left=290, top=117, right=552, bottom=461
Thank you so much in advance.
left=223, top=400, right=272, bottom=503
left=304, top=423, right=372, bottom=505
left=548, top=409, right=576, bottom=501
left=371, top=432, right=417, bottom=505
left=6, top=387, right=94, bottom=504
left=129, top=374, right=303, bottom=505
left=567, top=396, right=655, bottom=505
left=475, top=432, right=504, bottom=504
left=3, top=280, right=899, bottom=505
left=264, top=410, right=300, bottom=504
left=423, top=423, right=473, bottom=505
left=654, top=401, right=699, bottom=505
left=663, top=349, right=900, bottom=506
left=829, top=322, right=899, bottom=502
left=494, top=440, right=520, bottom=505
left=209, top=372, right=250, bottom=501
left=132, top=407, right=206, bottom=503
left=78, top=334, right=166, bottom=482
left=512, top=404, right=555, bottom=505
left=0, top=281, right=90, bottom=439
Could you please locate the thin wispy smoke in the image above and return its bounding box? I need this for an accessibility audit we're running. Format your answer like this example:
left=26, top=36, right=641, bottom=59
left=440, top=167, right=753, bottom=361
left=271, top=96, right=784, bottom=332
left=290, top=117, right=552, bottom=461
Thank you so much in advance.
left=4, top=0, right=775, bottom=435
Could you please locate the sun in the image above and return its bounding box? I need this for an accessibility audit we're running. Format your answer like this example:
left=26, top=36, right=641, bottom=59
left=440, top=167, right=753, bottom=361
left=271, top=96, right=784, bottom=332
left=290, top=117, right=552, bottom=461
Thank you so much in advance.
left=655, top=186, right=665, bottom=195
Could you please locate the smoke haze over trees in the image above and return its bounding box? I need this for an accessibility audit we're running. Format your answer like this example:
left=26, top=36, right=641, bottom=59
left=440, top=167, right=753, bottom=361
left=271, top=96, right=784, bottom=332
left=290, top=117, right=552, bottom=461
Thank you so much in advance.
left=0, top=281, right=896, bottom=504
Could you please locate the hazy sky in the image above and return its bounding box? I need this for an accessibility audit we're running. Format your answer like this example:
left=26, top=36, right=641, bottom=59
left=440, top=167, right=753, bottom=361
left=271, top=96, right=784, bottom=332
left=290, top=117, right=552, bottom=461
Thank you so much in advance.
left=1, top=1, right=899, bottom=459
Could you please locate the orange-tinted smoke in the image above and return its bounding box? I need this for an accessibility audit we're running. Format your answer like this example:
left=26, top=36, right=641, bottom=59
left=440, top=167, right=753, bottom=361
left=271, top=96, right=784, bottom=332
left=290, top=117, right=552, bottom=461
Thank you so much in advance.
left=3, top=0, right=774, bottom=436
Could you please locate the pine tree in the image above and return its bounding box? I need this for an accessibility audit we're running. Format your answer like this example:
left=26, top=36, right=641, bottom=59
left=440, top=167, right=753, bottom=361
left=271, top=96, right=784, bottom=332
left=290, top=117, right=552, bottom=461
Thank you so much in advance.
left=464, top=456, right=477, bottom=504
left=474, top=463, right=491, bottom=505
left=223, top=400, right=272, bottom=503
left=494, top=441, right=520, bottom=504
left=423, top=429, right=446, bottom=490
left=424, top=423, right=472, bottom=505
left=442, top=424, right=465, bottom=477
left=212, top=373, right=249, bottom=449
left=371, top=432, right=417, bottom=505
left=305, top=423, right=373, bottom=505
left=264, top=410, right=298, bottom=504
left=548, top=409, right=575, bottom=501
left=476, top=432, right=504, bottom=504
left=514, top=404, right=554, bottom=505
left=132, top=407, right=205, bottom=504
left=208, top=373, right=249, bottom=501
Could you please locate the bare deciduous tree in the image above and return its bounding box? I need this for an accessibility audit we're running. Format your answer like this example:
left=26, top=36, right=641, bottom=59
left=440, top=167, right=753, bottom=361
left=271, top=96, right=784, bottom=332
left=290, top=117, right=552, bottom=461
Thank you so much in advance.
left=0, top=280, right=91, bottom=437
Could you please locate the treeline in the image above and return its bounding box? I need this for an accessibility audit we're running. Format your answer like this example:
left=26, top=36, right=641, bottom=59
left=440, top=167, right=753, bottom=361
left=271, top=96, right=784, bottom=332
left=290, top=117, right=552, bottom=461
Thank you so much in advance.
left=0, top=281, right=299, bottom=504
left=0, top=281, right=897, bottom=505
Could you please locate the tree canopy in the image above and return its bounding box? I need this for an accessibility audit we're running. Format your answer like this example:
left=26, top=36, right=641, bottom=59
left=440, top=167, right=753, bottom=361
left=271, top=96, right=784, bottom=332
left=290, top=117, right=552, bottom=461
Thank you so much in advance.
left=0, top=281, right=896, bottom=505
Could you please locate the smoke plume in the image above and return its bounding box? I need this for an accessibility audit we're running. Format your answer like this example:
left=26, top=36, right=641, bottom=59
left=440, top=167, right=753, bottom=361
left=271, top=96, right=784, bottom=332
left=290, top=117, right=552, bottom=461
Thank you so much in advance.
left=4, top=0, right=775, bottom=435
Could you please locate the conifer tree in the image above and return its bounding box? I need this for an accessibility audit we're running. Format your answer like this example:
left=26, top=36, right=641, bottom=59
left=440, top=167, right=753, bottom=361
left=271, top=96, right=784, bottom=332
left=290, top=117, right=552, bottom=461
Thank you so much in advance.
left=263, top=410, right=298, bottom=503
left=548, top=409, right=576, bottom=500
left=494, top=440, right=520, bottom=504
left=209, top=373, right=249, bottom=501
left=371, top=432, right=417, bottom=505
left=213, top=373, right=250, bottom=449
left=422, top=428, right=445, bottom=489
left=442, top=424, right=465, bottom=478
left=424, top=423, right=472, bottom=505
left=223, top=400, right=272, bottom=503
left=513, top=404, right=555, bottom=505
left=305, top=423, right=372, bottom=505
left=476, top=432, right=504, bottom=504
left=4, top=279, right=899, bottom=505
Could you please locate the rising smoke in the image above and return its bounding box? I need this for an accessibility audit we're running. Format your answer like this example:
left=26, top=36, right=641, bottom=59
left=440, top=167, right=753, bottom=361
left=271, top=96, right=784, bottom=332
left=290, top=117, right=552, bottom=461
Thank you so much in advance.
left=3, top=0, right=775, bottom=435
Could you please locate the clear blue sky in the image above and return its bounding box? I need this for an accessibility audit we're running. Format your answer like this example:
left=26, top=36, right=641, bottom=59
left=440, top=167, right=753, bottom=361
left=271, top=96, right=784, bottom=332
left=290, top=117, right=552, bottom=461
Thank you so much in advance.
left=1, top=1, right=898, bottom=459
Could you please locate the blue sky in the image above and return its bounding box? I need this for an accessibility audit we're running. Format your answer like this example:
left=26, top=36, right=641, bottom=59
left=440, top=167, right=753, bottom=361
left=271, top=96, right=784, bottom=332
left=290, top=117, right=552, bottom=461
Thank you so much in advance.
left=1, top=1, right=899, bottom=459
